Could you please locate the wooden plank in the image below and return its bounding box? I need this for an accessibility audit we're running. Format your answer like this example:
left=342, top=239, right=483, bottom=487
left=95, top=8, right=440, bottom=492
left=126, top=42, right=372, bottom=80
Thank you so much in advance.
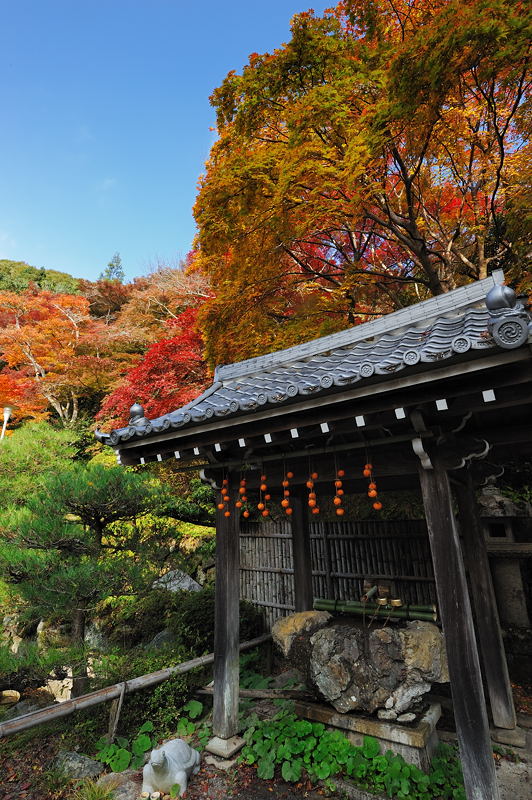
left=486, top=542, right=532, bottom=556
left=199, top=687, right=312, bottom=700
left=321, top=521, right=335, bottom=599
left=418, top=457, right=500, bottom=800
left=454, top=472, right=516, bottom=730
left=213, top=474, right=241, bottom=740
left=291, top=490, right=314, bottom=612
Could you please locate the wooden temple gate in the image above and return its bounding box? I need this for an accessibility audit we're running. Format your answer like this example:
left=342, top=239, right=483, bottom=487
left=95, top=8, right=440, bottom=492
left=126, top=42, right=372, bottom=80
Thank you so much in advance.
left=98, top=271, right=532, bottom=800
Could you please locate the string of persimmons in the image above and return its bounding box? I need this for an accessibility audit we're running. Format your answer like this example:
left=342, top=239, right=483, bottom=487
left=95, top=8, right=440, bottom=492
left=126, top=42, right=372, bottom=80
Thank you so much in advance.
left=217, top=464, right=382, bottom=518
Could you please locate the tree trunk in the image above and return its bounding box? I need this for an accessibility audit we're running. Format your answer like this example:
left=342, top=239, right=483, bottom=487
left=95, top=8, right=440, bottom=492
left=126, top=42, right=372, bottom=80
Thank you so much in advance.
left=71, top=608, right=89, bottom=698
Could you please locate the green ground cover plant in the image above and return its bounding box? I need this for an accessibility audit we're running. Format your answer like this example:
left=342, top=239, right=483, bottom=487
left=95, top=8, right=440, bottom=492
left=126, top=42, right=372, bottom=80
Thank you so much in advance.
left=95, top=720, right=155, bottom=771
left=91, top=699, right=210, bottom=775
left=241, top=709, right=465, bottom=800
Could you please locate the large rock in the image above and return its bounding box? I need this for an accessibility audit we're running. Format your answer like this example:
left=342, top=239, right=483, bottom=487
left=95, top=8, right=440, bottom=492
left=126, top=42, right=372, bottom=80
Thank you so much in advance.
left=1, top=615, right=22, bottom=653
left=36, top=619, right=68, bottom=649
left=46, top=676, right=72, bottom=702
left=305, top=618, right=448, bottom=716
left=0, top=690, right=20, bottom=705
left=54, top=751, right=104, bottom=780
left=152, top=570, right=201, bottom=593
left=272, top=611, right=331, bottom=658
left=113, top=779, right=142, bottom=800
left=85, top=622, right=109, bottom=652
left=310, top=624, right=402, bottom=713
left=400, top=620, right=448, bottom=682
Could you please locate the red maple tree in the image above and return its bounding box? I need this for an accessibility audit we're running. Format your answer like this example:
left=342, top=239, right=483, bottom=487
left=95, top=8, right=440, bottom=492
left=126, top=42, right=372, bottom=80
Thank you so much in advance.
left=96, top=308, right=209, bottom=429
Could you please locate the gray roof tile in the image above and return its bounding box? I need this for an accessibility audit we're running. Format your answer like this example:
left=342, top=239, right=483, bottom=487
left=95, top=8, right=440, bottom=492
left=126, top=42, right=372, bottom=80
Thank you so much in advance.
left=95, top=271, right=531, bottom=446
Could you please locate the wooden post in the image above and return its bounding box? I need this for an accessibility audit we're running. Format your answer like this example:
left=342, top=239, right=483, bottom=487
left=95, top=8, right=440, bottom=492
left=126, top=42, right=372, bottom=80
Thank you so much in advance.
left=454, top=471, right=516, bottom=730
left=212, top=474, right=240, bottom=740
left=291, top=490, right=314, bottom=612
left=418, top=457, right=500, bottom=800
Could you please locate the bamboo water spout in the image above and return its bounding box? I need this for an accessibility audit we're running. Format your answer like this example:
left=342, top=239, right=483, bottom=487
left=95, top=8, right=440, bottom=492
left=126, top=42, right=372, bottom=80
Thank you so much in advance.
left=313, top=598, right=438, bottom=622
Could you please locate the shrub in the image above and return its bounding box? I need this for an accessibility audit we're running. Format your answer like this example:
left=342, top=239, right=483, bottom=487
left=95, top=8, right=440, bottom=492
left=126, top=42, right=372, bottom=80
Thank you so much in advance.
left=71, top=779, right=120, bottom=800
left=96, top=589, right=175, bottom=646
left=241, top=710, right=466, bottom=799
left=167, top=585, right=264, bottom=653
left=89, top=643, right=210, bottom=734
left=0, top=641, right=75, bottom=693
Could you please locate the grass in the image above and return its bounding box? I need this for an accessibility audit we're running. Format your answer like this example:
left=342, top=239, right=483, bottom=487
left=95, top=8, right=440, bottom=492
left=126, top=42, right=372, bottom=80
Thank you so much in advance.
left=71, top=778, right=121, bottom=800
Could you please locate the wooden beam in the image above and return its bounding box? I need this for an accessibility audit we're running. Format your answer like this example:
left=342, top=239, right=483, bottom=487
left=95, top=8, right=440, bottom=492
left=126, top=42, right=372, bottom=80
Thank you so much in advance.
left=418, top=457, right=500, bottom=800
left=199, top=686, right=312, bottom=701
left=213, top=474, right=241, bottom=739
left=290, top=490, right=313, bottom=612
left=453, top=471, right=516, bottom=730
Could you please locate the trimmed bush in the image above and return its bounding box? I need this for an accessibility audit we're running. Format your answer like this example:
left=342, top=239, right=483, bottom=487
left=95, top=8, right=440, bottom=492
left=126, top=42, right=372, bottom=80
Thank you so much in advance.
left=167, top=585, right=264, bottom=653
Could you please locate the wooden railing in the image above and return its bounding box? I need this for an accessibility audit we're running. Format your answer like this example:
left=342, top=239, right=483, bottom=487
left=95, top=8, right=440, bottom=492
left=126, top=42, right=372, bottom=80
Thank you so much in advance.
left=0, top=634, right=271, bottom=738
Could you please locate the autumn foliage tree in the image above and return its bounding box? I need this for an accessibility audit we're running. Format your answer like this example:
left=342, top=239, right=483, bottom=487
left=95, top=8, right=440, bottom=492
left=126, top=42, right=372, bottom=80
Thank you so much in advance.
left=193, top=0, right=531, bottom=366
left=0, top=288, right=138, bottom=425
left=97, top=307, right=209, bottom=429
left=114, top=262, right=213, bottom=345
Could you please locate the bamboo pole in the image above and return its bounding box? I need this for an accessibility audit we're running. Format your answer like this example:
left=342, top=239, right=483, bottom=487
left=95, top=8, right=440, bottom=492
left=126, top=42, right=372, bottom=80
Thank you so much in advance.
left=0, top=634, right=271, bottom=739
left=313, top=598, right=437, bottom=621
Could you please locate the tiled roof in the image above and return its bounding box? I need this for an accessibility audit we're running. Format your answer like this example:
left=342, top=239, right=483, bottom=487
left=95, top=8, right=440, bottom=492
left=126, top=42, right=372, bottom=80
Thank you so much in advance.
left=95, top=270, right=531, bottom=447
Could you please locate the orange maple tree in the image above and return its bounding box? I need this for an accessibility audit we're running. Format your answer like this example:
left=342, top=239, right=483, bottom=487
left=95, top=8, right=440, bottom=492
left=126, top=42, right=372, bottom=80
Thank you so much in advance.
left=0, top=289, right=138, bottom=425
left=193, top=0, right=531, bottom=366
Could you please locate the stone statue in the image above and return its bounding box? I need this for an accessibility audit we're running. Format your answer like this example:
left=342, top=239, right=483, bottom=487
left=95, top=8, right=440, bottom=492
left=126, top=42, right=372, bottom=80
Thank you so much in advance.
left=142, top=739, right=200, bottom=797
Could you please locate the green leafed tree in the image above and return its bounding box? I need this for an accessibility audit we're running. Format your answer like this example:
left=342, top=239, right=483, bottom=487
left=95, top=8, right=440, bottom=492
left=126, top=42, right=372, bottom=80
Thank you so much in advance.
left=0, top=421, right=78, bottom=508
left=100, top=252, right=125, bottom=283
left=0, top=462, right=165, bottom=694
left=0, top=259, right=80, bottom=293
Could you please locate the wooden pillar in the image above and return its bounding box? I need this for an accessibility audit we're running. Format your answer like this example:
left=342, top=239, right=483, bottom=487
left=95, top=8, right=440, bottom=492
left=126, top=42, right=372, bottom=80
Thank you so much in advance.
left=454, top=471, right=516, bottom=730
left=291, top=490, right=314, bottom=612
left=418, top=457, right=500, bottom=800
left=212, top=474, right=240, bottom=739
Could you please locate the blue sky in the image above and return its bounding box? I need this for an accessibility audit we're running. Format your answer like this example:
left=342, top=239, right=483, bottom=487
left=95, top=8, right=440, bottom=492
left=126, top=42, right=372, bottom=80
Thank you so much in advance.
left=0, top=0, right=330, bottom=283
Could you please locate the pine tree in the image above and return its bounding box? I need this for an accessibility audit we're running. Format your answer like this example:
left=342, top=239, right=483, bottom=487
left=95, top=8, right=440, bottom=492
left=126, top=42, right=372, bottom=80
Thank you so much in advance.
left=100, top=252, right=125, bottom=283
left=0, top=462, right=164, bottom=694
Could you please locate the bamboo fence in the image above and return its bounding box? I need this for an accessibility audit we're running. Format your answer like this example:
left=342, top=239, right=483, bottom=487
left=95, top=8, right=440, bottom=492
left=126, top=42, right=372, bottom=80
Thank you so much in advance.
left=240, top=519, right=435, bottom=627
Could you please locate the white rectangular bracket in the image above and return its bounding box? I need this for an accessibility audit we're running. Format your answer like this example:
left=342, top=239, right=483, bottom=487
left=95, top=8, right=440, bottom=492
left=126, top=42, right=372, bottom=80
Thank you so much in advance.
left=395, top=407, right=406, bottom=420
left=264, top=433, right=272, bottom=443
left=355, top=415, right=365, bottom=427
left=482, top=389, right=496, bottom=403
left=320, top=422, right=330, bottom=433
left=290, top=428, right=299, bottom=438
left=436, top=399, right=448, bottom=411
